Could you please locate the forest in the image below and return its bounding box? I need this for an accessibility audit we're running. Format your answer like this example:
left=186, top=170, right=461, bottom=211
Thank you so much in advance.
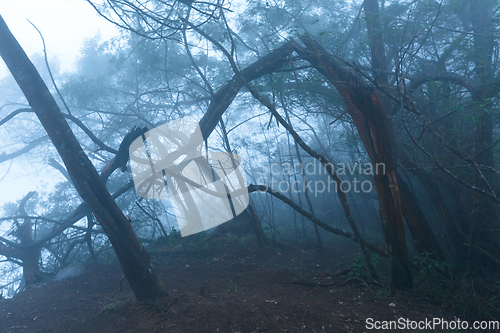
left=0, top=0, right=499, bottom=332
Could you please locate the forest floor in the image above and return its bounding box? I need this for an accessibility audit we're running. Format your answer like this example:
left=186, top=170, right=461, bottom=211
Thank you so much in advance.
left=0, top=236, right=490, bottom=333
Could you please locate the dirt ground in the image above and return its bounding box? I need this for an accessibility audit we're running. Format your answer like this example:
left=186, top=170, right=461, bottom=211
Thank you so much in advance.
left=0, top=238, right=483, bottom=333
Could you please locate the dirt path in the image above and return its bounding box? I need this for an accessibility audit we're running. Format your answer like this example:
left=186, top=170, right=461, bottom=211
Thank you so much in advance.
left=0, top=240, right=454, bottom=332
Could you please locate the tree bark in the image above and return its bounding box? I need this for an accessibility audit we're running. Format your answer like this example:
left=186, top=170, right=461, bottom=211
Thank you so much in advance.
left=199, top=41, right=296, bottom=140
left=363, top=0, right=389, bottom=86
left=16, top=192, right=44, bottom=287
left=400, top=154, right=466, bottom=261
left=469, top=0, right=498, bottom=261
left=364, top=0, right=445, bottom=264
left=0, top=15, right=167, bottom=301
left=297, top=35, right=412, bottom=290
left=397, top=174, right=445, bottom=261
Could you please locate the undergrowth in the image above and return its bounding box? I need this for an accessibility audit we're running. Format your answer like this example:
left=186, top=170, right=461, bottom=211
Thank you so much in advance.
left=410, top=252, right=500, bottom=320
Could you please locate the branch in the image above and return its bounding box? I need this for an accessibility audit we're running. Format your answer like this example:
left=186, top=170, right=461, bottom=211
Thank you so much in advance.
left=0, top=108, right=32, bottom=126
left=99, top=126, right=148, bottom=183
left=409, top=72, right=480, bottom=100
left=48, top=158, right=72, bottom=183
left=1, top=107, right=118, bottom=155
left=248, top=184, right=388, bottom=258
left=0, top=240, right=22, bottom=260
left=63, top=112, right=118, bottom=154
left=197, top=38, right=296, bottom=139
left=404, top=120, right=500, bottom=205
left=0, top=136, right=49, bottom=164
left=195, top=29, right=384, bottom=278
left=28, top=20, right=73, bottom=116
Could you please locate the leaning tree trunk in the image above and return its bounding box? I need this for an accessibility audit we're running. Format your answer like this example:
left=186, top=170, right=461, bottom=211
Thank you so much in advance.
left=0, top=16, right=167, bottom=301
left=297, top=35, right=413, bottom=290
left=346, top=82, right=412, bottom=291
left=364, top=0, right=445, bottom=263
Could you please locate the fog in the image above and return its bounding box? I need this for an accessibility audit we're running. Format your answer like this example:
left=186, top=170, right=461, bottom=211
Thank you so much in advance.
left=0, top=0, right=499, bottom=331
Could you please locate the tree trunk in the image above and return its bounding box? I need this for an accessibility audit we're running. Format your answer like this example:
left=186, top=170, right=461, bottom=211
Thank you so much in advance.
left=470, top=0, right=498, bottom=260
left=363, top=0, right=389, bottom=86
left=15, top=192, right=44, bottom=287
left=365, top=0, right=445, bottom=263
left=397, top=174, right=446, bottom=261
left=247, top=203, right=267, bottom=246
left=0, top=15, right=167, bottom=301
left=297, top=35, right=412, bottom=290
left=20, top=249, right=43, bottom=287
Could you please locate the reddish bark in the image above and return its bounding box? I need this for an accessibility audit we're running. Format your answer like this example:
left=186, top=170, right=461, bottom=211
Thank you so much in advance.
left=297, top=35, right=413, bottom=290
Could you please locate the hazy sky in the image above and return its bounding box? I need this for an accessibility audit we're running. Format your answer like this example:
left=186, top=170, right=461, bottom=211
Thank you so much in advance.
left=0, top=0, right=119, bottom=208
left=0, top=0, right=119, bottom=74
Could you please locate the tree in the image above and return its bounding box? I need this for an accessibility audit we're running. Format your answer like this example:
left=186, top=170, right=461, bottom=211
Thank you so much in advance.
left=2, top=0, right=499, bottom=296
left=0, top=15, right=167, bottom=301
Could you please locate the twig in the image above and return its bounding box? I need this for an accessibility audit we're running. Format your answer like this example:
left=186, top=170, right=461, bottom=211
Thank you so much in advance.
left=111, top=275, right=126, bottom=299
left=340, top=277, right=373, bottom=293
left=27, top=20, right=73, bottom=116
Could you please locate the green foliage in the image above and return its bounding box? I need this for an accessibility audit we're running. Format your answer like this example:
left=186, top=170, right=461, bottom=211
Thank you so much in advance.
left=412, top=252, right=449, bottom=278
left=349, top=252, right=385, bottom=281
left=349, top=253, right=370, bottom=279
left=228, top=280, right=238, bottom=292
left=1, top=0, right=500, bottom=308
left=410, top=254, right=500, bottom=320
left=168, top=227, right=182, bottom=243
left=100, top=301, right=129, bottom=314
